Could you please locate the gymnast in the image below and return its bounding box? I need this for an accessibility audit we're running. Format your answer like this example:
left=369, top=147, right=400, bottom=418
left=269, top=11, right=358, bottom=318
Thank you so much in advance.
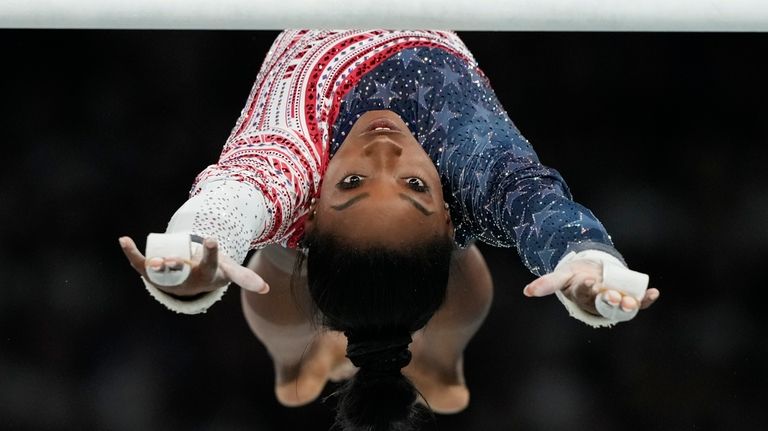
left=119, top=30, right=660, bottom=430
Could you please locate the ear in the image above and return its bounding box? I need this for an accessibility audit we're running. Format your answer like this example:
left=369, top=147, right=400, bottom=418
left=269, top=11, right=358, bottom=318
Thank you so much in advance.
left=443, top=202, right=455, bottom=238
left=304, top=196, right=319, bottom=235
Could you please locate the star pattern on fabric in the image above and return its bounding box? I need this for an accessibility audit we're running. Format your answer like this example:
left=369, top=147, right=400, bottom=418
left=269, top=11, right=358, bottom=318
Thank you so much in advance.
left=471, top=130, right=497, bottom=154
left=398, top=49, right=422, bottom=69
left=530, top=201, right=559, bottom=237
left=503, top=189, right=525, bottom=213
left=561, top=213, right=586, bottom=232
left=537, top=248, right=557, bottom=271
left=539, top=187, right=561, bottom=198
left=472, top=102, right=496, bottom=123
left=513, top=222, right=530, bottom=241
left=417, top=84, right=432, bottom=109
left=371, top=78, right=398, bottom=104
left=436, top=63, right=462, bottom=88
left=432, top=103, right=460, bottom=131
left=503, top=159, right=528, bottom=173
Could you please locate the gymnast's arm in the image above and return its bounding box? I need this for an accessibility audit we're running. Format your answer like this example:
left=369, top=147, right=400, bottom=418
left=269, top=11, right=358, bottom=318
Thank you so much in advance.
left=119, top=174, right=272, bottom=315
left=462, top=144, right=659, bottom=326
left=435, top=65, right=658, bottom=325
left=120, top=32, right=321, bottom=314
left=119, top=124, right=317, bottom=314
left=119, top=178, right=271, bottom=312
left=418, top=48, right=659, bottom=325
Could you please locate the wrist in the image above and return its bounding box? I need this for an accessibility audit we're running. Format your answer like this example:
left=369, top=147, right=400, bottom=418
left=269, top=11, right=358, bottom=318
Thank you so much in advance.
left=556, top=249, right=625, bottom=271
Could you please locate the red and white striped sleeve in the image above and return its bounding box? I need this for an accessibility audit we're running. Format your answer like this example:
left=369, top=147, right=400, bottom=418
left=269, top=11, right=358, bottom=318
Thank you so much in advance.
left=148, top=31, right=326, bottom=314
left=176, top=30, right=327, bottom=257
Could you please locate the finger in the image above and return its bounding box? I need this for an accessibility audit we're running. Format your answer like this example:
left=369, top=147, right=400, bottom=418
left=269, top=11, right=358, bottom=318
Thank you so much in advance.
left=595, top=289, right=638, bottom=321
left=162, top=258, right=184, bottom=270
left=601, top=289, right=622, bottom=307
left=148, top=257, right=164, bottom=271
left=640, top=288, right=660, bottom=309
left=199, top=238, right=219, bottom=278
left=119, top=236, right=148, bottom=276
left=620, top=295, right=638, bottom=312
left=524, top=270, right=573, bottom=297
left=220, top=260, right=270, bottom=294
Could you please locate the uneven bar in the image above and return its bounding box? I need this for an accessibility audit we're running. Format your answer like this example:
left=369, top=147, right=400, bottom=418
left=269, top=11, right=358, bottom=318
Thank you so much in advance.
left=1, top=0, right=767, bottom=31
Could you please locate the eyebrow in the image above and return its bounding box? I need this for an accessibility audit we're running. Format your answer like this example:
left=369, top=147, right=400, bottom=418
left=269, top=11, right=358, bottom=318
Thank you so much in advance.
left=399, top=193, right=434, bottom=216
left=330, top=192, right=433, bottom=216
left=331, top=193, right=370, bottom=210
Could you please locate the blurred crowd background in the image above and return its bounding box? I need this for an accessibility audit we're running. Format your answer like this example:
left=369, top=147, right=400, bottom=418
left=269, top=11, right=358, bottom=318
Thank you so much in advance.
left=1, top=31, right=766, bottom=430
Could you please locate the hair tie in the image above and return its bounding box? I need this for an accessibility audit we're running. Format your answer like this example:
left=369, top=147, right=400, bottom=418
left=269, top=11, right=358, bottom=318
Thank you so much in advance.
left=345, top=333, right=413, bottom=373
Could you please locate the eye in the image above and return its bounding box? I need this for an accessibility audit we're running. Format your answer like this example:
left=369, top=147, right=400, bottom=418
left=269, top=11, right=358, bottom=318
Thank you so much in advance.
left=338, top=174, right=365, bottom=189
left=405, top=177, right=428, bottom=192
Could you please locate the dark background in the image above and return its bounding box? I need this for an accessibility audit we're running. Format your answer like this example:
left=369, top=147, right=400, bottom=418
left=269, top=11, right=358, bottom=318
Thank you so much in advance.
left=1, top=31, right=766, bottom=430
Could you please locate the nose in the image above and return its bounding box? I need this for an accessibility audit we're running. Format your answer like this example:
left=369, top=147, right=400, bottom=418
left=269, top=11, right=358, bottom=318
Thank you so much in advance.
left=362, top=137, right=404, bottom=163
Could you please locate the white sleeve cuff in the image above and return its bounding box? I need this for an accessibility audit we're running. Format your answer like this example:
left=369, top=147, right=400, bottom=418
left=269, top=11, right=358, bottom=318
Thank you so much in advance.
left=143, top=179, right=269, bottom=314
left=142, top=275, right=229, bottom=315
left=553, top=249, right=645, bottom=328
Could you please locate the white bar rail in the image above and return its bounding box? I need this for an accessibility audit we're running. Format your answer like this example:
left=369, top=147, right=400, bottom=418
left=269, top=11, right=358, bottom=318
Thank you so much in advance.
left=1, top=0, right=766, bottom=31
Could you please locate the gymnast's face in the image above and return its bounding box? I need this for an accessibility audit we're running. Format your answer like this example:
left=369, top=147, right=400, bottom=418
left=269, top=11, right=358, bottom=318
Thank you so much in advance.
left=308, top=110, right=453, bottom=247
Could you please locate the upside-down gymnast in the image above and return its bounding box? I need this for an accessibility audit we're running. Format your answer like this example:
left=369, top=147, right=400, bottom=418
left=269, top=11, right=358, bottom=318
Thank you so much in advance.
left=119, top=30, right=660, bottom=430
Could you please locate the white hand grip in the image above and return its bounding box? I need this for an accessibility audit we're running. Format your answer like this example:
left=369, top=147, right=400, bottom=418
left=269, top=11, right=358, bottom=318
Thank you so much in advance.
left=603, top=264, right=649, bottom=301
left=145, top=233, right=192, bottom=286
left=595, top=264, right=649, bottom=321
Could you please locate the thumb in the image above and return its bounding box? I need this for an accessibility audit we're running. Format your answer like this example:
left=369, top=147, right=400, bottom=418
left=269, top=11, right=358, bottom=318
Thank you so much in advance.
left=219, top=260, right=270, bottom=294
left=524, top=269, right=573, bottom=297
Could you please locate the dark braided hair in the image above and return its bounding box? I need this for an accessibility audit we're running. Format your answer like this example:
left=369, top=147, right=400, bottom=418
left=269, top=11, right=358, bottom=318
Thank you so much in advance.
left=301, top=230, right=454, bottom=431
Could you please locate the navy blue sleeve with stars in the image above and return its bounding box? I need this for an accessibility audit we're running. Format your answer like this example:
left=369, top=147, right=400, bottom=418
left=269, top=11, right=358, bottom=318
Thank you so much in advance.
left=331, top=47, right=623, bottom=276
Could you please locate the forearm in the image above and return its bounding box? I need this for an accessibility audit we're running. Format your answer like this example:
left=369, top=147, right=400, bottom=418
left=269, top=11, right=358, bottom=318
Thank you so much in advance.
left=482, top=175, right=620, bottom=275
left=166, top=179, right=270, bottom=264
left=514, top=186, right=619, bottom=275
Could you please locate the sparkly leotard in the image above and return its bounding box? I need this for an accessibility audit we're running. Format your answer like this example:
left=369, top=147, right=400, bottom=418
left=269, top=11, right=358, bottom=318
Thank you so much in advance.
left=187, top=30, right=621, bottom=277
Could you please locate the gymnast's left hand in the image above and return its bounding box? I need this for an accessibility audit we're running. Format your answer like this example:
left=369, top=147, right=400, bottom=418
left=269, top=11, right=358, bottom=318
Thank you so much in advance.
left=119, top=235, right=269, bottom=296
left=522, top=258, right=660, bottom=317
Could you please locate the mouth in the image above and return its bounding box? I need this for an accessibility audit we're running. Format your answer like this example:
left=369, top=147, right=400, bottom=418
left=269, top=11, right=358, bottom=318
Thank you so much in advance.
left=360, top=118, right=403, bottom=136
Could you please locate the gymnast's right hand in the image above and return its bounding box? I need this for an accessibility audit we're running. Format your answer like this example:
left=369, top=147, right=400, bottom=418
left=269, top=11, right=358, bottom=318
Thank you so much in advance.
left=118, top=235, right=270, bottom=296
